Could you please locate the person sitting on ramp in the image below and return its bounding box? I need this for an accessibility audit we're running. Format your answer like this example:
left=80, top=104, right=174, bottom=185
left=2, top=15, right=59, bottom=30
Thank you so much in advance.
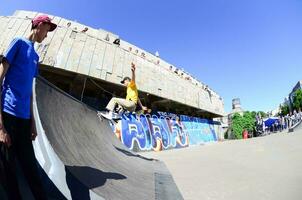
left=101, top=62, right=147, bottom=119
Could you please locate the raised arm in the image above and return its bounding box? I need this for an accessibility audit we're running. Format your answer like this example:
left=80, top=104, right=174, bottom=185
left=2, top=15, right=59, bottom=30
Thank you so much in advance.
left=131, top=62, right=136, bottom=83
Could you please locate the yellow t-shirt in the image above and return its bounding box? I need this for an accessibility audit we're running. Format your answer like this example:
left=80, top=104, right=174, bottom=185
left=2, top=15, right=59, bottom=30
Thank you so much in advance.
left=126, top=80, right=138, bottom=104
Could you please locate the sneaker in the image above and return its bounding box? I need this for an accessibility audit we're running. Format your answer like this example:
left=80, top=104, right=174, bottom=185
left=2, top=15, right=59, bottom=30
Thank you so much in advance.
left=100, top=111, right=121, bottom=120
left=112, top=112, right=122, bottom=120
left=100, top=111, right=113, bottom=119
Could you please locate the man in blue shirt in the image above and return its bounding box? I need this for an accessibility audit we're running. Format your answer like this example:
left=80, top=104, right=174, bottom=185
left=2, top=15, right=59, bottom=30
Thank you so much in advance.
left=0, top=15, right=57, bottom=200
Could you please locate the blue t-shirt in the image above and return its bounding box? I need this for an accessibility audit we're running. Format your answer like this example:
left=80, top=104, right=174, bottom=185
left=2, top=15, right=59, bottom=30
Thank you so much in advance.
left=2, top=37, right=39, bottom=119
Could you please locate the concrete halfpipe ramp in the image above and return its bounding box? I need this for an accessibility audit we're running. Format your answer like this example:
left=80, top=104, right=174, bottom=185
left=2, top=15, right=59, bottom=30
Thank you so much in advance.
left=31, top=78, right=183, bottom=200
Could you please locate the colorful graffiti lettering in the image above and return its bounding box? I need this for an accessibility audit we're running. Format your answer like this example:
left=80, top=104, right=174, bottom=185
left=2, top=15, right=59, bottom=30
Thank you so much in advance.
left=110, top=113, right=218, bottom=152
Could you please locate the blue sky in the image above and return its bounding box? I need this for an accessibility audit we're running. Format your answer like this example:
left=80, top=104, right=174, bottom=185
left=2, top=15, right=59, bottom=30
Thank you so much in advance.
left=1, top=0, right=302, bottom=113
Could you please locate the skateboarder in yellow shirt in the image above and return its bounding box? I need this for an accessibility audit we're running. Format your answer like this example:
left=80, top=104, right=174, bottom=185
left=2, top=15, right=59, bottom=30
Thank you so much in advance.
left=101, top=62, right=147, bottom=119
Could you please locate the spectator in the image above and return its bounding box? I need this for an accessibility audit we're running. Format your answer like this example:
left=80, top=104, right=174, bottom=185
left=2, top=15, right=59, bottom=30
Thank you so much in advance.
left=262, top=120, right=266, bottom=133
left=286, top=114, right=290, bottom=128
left=81, top=27, right=88, bottom=33
left=294, top=110, right=297, bottom=122
left=0, top=15, right=57, bottom=200
left=281, top=116, right=285, bottom=130
left=104, top=33, right=110, bottom=41
left=290, top=114, right=295, bottom=127
left=113, top=38, right=120, bottom=46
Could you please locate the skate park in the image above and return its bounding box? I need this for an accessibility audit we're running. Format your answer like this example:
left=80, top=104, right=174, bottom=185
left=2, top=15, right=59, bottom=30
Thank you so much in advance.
left=0, top=10, right=302, bottom=200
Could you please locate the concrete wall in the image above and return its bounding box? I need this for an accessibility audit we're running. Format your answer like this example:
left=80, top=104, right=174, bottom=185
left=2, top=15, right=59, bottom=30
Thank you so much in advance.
left=0, top=10, right=224, bottom=116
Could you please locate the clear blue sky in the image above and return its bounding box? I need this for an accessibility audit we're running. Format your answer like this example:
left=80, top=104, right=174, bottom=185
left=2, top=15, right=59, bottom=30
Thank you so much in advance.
left=1, top=0, right=302, bottom=113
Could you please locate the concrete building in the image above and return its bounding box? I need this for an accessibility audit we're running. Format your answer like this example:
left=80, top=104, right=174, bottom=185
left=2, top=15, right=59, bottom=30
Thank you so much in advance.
left=283, top=97, right=291, bottom=107
left=0, top=10, right=224, bottom=119
left=225, top=98, right=245, bottom=139
left=230, top=98, right=244, bottom=115
left=289, top=80, right=302, bottom=112
left=279, top=80, right=302, bottom=114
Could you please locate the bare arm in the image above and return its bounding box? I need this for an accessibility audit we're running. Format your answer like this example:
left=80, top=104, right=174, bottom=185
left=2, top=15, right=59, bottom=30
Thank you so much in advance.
left=30, top=92, right=37, bottom=140
left=0, top=58, right=11, bottom=146
left=137, top=98, right=143, bottom=108
left=131, top=62, right=136, bottom=83
left=138, top=98, right=147, bottom=111
left=131, top=63, right=147, bottom=111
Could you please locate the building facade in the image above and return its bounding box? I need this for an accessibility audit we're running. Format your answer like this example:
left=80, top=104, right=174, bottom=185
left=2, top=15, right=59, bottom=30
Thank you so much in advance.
left=0, top=10, right=224, bottom=119
left=288, top=80, right=302, bottom=112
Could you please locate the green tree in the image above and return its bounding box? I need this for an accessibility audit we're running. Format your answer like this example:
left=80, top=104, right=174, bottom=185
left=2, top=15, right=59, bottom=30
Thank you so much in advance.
left=293, top=89, right=302, bottom=111
left=280, top=104, right=289, bottom=116
left=243, top=111, right=255, bottom=132
left=230, top=111, right=256, bottom=139
left=251, top=111, right=257, bottom=119
left=258, top=111, right=267, bottom=118
left=231, top=113, right=244, bottom=139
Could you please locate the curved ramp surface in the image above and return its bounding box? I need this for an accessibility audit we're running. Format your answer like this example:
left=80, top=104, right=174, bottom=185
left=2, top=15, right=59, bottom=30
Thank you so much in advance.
left=33, top=78, right=183, bottom=200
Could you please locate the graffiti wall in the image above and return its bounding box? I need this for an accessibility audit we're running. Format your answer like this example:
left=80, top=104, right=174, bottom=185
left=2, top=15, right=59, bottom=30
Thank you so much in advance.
left=110, top=112, right=219, bottom=152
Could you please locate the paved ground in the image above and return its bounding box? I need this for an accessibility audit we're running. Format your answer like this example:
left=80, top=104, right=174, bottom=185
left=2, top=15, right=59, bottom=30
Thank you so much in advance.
left=142, top=130, right=302, bottom=200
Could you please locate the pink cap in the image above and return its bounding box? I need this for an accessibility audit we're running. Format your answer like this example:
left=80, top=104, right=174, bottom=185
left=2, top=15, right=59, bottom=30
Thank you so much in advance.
left=32, top=15, right=57, bottom=32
